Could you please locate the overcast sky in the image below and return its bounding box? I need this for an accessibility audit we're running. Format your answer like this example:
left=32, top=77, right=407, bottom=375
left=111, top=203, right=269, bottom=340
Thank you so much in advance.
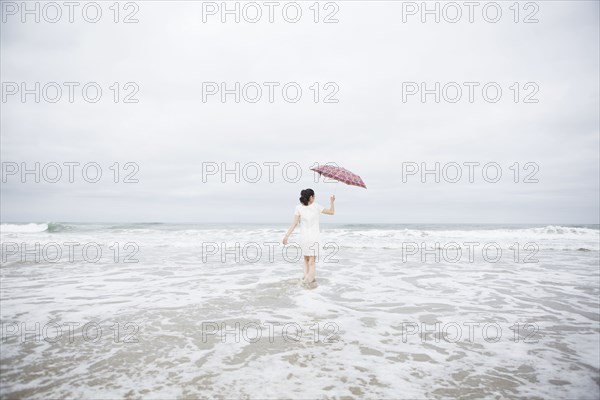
left=1, top=0, right=598, bottom=224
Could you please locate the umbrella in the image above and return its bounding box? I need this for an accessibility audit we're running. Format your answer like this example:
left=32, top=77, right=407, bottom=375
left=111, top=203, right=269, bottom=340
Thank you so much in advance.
left=310, top=165, right=367, bottom=189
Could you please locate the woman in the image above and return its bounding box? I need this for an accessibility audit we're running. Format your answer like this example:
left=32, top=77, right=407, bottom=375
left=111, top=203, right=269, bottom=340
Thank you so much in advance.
left=282, top=188, right=335, bottom=285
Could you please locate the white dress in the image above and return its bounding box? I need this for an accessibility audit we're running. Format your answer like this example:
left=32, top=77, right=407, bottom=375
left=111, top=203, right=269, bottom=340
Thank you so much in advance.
left=294, top=202, right=325, bottom=257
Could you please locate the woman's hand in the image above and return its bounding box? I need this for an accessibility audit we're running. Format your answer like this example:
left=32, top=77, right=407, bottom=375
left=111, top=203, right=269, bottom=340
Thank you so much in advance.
left=283, top=215, right=300, bottom=244
left=322, top=195, right=336, bottom=215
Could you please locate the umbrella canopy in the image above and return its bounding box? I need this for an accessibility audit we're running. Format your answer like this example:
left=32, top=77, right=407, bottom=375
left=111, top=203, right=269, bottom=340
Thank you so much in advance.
left=310, top=165, right=367, bottom=189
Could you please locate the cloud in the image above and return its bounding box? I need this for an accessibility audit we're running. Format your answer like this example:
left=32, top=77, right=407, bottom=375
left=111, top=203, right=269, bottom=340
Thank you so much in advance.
left=1, top=1, right=598, bottom=223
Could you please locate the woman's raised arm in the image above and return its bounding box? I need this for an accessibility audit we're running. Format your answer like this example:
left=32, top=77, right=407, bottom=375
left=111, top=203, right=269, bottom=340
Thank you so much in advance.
left=322, top=195, right=335, bottom=215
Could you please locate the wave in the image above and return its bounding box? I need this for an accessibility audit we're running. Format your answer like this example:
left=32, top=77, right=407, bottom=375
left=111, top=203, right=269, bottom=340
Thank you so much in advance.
left=47, top=222, right=72, bottom=233
left=0, top=222, right=75, bottom=233
left=1, top=223, right=49, bottom=233
left=0, top=223, right=597, bottom=248
left=321, top=226, right=600, bottom=251
left=525, top=225, right=599, bottom=236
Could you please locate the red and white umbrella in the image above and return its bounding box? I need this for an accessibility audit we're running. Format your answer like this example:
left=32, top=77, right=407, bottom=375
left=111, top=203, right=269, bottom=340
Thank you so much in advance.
left=310, top=165, right=367, bottom=189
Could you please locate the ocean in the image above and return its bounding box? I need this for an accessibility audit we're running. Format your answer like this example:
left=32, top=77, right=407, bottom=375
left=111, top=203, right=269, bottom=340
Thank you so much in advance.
left=1, top=222, right=599, bottom=398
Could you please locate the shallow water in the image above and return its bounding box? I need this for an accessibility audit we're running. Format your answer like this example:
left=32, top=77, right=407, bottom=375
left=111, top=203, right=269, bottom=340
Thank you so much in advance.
left=1, top=223, right=599, bottom=398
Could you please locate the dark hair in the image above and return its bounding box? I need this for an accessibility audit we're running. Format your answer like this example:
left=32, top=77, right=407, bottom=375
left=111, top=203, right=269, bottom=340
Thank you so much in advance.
left=299, top=188, right=315, bottom=206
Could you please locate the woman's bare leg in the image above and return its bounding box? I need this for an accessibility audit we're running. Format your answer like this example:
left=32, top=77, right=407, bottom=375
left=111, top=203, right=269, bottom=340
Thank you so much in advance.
left=306, top=256, right=316, bottom=283
left=303, top=256, right=310, bottom=281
